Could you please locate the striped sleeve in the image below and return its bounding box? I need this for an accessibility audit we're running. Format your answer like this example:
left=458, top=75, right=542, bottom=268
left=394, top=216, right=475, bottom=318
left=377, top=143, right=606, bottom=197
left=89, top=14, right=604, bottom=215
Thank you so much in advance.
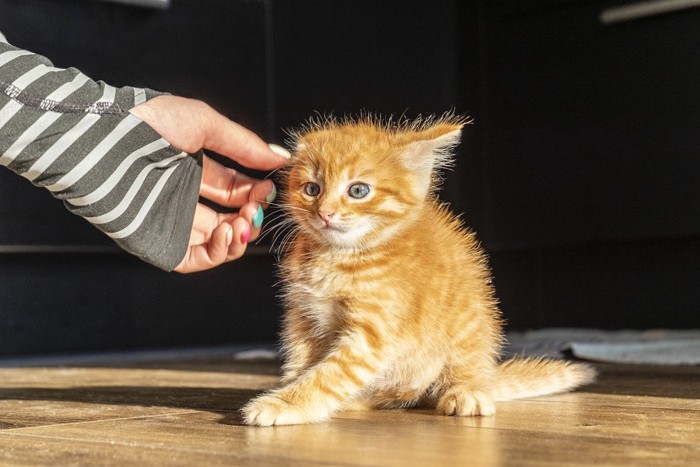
left=0, top=36, right=202, bottom=271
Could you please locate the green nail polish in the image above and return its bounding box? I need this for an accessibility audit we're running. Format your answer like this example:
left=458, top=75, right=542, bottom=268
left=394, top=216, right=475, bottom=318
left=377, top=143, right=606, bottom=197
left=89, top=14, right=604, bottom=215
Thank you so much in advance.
left=265, top=184, right=277, bottom=203
left=253, top=205, right=264, bottom=228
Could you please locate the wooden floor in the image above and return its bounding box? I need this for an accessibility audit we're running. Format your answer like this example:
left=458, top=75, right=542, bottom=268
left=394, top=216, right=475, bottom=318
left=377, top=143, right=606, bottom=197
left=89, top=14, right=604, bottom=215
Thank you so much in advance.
left=0, top=354, right=698, bottom=466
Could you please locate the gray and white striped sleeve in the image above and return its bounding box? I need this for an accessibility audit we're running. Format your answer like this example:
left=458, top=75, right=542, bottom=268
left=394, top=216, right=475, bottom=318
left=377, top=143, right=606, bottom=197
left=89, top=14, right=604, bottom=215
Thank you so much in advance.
left=0, top=36, right=202, bottom=271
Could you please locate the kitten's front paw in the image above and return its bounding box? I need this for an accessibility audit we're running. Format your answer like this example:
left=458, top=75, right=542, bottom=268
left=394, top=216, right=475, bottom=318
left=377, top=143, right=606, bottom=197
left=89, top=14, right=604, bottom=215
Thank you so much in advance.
left=242, top=393, right=328, bottom=426
left=436, top=388, right=495, bottom=417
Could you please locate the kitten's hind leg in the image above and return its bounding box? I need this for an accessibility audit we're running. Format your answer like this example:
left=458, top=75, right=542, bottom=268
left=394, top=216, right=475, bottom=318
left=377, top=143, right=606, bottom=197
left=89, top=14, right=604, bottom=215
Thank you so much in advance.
left=433, top=363, right=497, bottom=417
left=436, top=386, right=495, bottom=417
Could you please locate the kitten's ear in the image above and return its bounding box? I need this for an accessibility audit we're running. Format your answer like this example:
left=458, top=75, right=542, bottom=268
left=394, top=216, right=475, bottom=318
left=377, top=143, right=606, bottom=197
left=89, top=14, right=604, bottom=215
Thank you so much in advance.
left=398, top=123, right=463, bottom=195
left=399, top=123, right=463, bottom=170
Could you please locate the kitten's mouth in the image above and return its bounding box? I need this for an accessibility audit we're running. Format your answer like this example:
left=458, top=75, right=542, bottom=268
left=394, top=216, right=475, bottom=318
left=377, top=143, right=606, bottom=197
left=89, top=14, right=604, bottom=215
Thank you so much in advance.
left=310, top=218, right=372, bottom=247
left=313, top=218, right=349, bottom=234
left=308, top=216, right=367, bottom=244
left=320, top=223, right=345, bottom=232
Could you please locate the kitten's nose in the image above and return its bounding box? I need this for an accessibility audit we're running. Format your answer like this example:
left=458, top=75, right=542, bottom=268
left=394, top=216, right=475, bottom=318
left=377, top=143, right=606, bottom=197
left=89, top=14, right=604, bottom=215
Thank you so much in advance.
left=318, top=210, right=336, bottom=224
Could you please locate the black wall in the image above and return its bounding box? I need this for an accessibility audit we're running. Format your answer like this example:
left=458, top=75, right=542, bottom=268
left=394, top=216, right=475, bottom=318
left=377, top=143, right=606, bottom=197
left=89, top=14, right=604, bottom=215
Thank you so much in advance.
left=0, top=0, right=698, bottom=356
left=463, top=1, right=700, bottom=330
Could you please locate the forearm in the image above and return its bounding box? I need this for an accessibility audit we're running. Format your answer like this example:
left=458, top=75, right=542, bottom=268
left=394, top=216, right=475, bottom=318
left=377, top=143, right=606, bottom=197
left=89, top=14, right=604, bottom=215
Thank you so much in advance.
left=0, top=35, right=201, bottom=270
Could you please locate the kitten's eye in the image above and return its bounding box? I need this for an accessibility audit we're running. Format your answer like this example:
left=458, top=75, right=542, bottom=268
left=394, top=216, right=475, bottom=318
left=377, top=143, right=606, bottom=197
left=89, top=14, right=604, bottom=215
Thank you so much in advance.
left=303, top=182, right=321, bottom=197
left=348, top=183, right=371, bottom=199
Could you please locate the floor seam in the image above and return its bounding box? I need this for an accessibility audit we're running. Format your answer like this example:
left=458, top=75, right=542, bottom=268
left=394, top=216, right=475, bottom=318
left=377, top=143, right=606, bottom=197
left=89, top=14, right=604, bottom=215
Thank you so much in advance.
left=0, top=409, right=202, bottom=433
left=0, top=430, right=249, bottom=458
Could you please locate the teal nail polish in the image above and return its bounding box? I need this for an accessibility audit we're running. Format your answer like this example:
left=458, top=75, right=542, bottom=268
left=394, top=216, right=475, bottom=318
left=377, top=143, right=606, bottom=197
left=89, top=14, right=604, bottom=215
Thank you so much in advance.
left=253, top=205, right=264, bottom=228
left=265, top=184, right=277, bottom=203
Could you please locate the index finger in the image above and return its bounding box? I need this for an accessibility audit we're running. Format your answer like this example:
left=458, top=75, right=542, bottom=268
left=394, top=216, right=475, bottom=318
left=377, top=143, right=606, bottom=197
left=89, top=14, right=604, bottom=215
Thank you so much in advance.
left=203, top=111, right=290, bottom=170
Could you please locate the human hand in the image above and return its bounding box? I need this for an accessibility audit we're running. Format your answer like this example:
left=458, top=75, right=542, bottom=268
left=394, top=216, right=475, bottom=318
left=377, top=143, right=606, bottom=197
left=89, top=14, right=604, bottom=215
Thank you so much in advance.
left=129, top=95, right=290, bottom=273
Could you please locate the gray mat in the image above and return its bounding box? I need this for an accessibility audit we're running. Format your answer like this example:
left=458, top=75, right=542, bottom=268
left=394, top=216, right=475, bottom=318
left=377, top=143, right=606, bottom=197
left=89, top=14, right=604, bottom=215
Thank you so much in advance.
left=504, top=328, right=700, bottom=365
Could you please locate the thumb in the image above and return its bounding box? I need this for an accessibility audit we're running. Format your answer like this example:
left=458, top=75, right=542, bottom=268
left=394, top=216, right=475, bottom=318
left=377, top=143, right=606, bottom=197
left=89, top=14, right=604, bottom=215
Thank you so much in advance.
left=130, top=95, right=290, bottom=171
left=202, top=109, right=290, bottom=171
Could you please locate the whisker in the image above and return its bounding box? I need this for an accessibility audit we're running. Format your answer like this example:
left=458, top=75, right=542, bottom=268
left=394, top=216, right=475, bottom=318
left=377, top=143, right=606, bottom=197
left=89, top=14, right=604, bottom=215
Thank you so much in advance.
left=256, top=221, right=287, bottom=244
left=256, top=213, right=293, bottom=243
left=264, top=165, right=290, bottom=180
left=260, top=212, right=296, bottom=245
left=266, top=221, right=296, bottom=246
left=278, top=229, right=300, bottom=257
left=253, top=198, right=311, bottom=214
left=272, top=224, right=299, bottom=257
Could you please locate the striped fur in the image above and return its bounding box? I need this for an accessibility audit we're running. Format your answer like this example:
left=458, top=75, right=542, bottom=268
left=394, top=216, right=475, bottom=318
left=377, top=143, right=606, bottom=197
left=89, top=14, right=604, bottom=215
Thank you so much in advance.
left=242, top=115, right=595, bottom=426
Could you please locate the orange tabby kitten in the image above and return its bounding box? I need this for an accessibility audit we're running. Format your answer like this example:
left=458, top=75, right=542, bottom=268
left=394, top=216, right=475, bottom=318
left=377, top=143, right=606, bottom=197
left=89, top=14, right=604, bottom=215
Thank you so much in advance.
left=243, top=114, right=595, bottom=426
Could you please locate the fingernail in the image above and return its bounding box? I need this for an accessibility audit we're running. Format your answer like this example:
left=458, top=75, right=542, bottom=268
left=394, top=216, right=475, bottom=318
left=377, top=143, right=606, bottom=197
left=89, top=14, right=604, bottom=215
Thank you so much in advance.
left=265, top=184, right=277, bottom=203
left=269, top=143, right=291, bottom=159
left=225, top=225, right=233, bottom=246
left=253, top=205, right=264, bottom=228
left=240, top=225, right=251, bottom=244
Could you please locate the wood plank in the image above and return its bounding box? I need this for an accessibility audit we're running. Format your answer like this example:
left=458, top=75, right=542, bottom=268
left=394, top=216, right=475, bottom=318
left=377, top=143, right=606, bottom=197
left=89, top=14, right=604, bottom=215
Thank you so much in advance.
left=0, top=366, right=277, bottom=430
left=2, top=407, right=697, bottom=467
left=0, top=431, right=249, bottom=466
left=0, top=361, right=697, bottom=466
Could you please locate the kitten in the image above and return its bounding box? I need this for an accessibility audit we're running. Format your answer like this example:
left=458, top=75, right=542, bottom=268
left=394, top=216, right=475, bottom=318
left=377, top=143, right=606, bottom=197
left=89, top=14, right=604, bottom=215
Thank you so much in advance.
left=242, top=114, right=595, bottom=426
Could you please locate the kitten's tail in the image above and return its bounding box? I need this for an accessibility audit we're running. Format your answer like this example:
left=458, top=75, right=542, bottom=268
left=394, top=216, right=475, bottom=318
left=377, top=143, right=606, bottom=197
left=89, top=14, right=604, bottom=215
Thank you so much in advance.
left=493, top=358, right=597, bottom=401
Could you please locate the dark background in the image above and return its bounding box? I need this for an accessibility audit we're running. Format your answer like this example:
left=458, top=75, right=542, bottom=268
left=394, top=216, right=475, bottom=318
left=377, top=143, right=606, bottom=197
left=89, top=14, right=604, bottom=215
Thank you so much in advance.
left=0, top=0, right=698, bottom=356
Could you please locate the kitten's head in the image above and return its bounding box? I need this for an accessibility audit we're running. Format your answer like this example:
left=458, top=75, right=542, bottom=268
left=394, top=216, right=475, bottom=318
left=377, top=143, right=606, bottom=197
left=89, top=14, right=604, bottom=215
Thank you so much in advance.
left=280, top=114, right=467, bottom=250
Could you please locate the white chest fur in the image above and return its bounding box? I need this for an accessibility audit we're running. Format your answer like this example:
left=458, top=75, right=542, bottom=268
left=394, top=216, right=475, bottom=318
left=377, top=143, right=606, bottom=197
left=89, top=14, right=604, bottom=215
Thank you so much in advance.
left=288, top=275, right=343, bottom=337
left=305, top=296, right=339, bottom=334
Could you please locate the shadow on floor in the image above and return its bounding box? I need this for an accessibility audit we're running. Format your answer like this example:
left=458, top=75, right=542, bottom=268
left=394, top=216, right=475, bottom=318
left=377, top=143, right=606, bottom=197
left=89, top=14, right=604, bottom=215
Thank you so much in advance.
left=0, top=386, right=264, bottom=426
left=582, top=363, right=700, bottom=399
